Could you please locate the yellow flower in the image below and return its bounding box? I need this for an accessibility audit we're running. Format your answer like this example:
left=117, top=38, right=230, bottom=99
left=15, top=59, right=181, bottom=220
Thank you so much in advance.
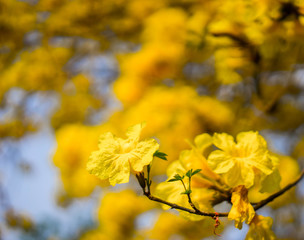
left=228, top=185, right=255, bottom=229
left=245, top=214, right=276, bottom=240
left=87, top=123, right=159, bottom=186
left=179, top=133, right=220, bottom=186
left=208, top=131, right=278, bottom=189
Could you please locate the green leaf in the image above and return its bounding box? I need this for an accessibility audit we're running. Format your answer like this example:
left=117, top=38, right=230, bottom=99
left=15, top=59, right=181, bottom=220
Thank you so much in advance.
left=191, top=169, right=202, bottom=176
left=168, top=178, right=180, bottom=182
left=168, top=173, right=184, bottom=182
left=153, top=150, right=168, bottom=160
left=173, top=174, right=184, bottom=180
left=186, top=169, right=193, bottom=178
left=181, top=190, right=192, bottom=195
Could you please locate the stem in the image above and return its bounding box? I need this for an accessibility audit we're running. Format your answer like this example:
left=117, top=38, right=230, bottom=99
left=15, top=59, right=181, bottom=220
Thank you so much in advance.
left=180, top=179, right=187, bottom=192
left=146, top=164, right=151, bottom=193
left=185, top=175, right=201, bottom=212
left=143, top=191, right=229, bottom=217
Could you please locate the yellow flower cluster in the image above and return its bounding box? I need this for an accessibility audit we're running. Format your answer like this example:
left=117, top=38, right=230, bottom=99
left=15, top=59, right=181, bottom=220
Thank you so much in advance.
left=114, top=8, right=187, bottom=105
left=87, top=125, right=285, bottom=233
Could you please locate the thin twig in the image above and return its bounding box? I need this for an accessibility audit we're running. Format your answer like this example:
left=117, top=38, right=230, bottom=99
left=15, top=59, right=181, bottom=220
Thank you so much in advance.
left=186, top=193, right=201, bottom=213
left=140, top=169, right=304, bottom=219
left=143, top=191, right=229, bottom=217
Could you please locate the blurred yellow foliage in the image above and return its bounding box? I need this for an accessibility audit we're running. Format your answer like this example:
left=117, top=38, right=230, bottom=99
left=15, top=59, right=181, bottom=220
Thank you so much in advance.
left=114, top=43, right=184, bottom=105
left=110, top=86, right=234, bottom=168
left=1, top=0, right=304, bottom=239
left=0, top=46, right=72, bottom=101
left=53, top=124, right=110, bottom=197
left=51, top=74, right=102, bottom=129
left=150, top=212, right=216, bottom=240
left=97, top=190, right=154, bottom=240
left=0, top=0, right=36, bottom=49
left=0, top=120, right=35, bottom=138
left=245, top=214, right=276, bottom=240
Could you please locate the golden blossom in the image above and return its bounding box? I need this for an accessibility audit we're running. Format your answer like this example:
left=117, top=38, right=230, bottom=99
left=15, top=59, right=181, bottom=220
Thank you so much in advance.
left=87, top=123, right=159, bottom=186
left=208, top=131, right=278, bottom=189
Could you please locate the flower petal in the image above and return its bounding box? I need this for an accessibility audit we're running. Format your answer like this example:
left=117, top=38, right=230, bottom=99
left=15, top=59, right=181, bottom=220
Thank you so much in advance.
left=260, top=168, right=281, bottom=193
left=208, top=150, right=235, bottom=173
left=213, top=132, right=236, bottom=153
left=87, top=151, right=130, bottom=186
left=125, top=122, right=146, bottom=142
left=228, top=185, right=255, bottom=229
left=236, top=131, right=267, bottom=155
left=97, top=132, right=120, bottom=151
left=129, top=138, right=159, bottom=172
left=222, top=162, right=254, bottom=188
left=245, top=215, right=276, bottom=240
left=194, top=133, right=213, bottom=152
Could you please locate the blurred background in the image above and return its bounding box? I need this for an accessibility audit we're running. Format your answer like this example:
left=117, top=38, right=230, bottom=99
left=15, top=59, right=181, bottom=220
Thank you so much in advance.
left=1, top=0, right=304, bottom=239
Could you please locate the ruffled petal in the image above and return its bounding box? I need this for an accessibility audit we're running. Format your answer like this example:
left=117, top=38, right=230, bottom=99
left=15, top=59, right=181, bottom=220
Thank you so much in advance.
left=236, top=131, right=267, bottom=155
left=208, top=150, right=234, bottom=173
left=245, top=215, right=276, bottom=240
left=194, top=133, right=213, bottom=152
left=87, top=151, right=130, bottom=186
left=129, top=138, right=159, bottom=172
left=213, top=132, right=235, bottom=153
left=228, top=185, right=255, bottom=229
left=125, top=122, right=146, bottom=142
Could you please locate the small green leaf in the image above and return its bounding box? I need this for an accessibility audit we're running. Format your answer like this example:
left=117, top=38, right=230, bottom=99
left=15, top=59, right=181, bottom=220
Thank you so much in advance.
left=191, top=169, right=202, bottom=176
left=186, top=169, right=193, bottom=178
left=173, top=174, right=184, bottom=180
left=153, top=150, right=168, bottom=160
left=168, top=173, right=184, bottom=182
left=181, top=190, right=192, bottom=195
left=168, top=178, right=180, bottom=182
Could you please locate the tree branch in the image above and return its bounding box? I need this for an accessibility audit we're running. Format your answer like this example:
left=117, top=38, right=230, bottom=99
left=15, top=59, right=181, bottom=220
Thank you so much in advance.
left=139, top=170, right=304, bottom=219
left=143, top=191, right=229, bottom=217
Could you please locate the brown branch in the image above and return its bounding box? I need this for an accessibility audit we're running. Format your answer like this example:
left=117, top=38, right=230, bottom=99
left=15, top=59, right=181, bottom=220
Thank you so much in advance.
left=187, top=194, right=201, bottom=212
left=254, top=169, right=304, bottom=211
left=139, top=169, right=304, bottom=219
left=143, top=191, right=229, bottom=217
